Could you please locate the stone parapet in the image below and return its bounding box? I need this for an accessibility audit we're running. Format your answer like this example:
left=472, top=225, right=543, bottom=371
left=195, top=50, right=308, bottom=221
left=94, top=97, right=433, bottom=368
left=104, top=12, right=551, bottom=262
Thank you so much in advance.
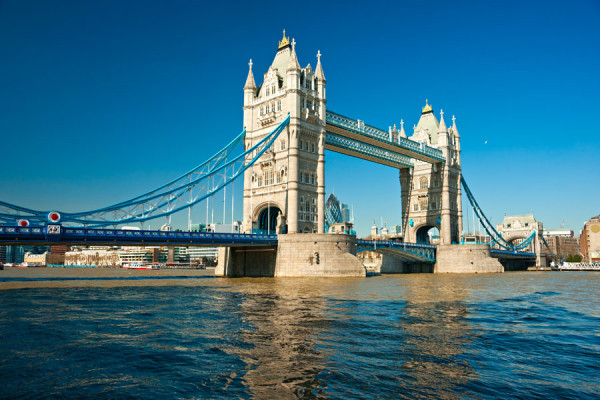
left=434, top=244, right=503, bottom=273
left=275, top=234, right=366, bottom=277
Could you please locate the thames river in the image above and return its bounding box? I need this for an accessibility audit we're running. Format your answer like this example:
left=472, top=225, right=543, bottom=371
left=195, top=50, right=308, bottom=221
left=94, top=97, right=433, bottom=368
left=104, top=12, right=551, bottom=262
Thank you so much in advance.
left=1, top=268, right=599, bottom=399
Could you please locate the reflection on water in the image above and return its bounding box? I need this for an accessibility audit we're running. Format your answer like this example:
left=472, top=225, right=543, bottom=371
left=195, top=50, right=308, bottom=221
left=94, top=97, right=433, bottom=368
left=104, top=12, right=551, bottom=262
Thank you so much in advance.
left=0, top=271, right=599, bottom=399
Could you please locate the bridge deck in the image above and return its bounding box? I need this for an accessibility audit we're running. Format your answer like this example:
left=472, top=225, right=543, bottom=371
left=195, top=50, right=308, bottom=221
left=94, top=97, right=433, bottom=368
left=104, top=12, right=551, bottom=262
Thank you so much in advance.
left=0, top=226, right=278, bottom=247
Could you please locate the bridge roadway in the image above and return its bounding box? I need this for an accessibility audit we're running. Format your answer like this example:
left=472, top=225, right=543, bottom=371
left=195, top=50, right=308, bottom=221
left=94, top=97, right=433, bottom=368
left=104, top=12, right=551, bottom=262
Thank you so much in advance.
left=1, top=225, right=536, bottom=267
left=0, top=225, right=278, bottom=247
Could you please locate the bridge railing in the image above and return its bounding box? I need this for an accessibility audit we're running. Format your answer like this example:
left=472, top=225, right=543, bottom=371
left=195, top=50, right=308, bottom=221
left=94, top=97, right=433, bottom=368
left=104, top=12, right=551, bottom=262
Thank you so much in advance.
left=0, top=226, right=278, bottom=243
left=356, top=239, right=437, bottom=250
left=490, top=248, right=536, bottom=257
left=326, top=111, right=445, bottom=162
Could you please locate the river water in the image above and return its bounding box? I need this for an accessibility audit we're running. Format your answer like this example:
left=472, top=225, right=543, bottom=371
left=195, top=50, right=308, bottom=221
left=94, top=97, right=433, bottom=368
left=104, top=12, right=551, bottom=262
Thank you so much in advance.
left=1, top=269, right=599, bottom=399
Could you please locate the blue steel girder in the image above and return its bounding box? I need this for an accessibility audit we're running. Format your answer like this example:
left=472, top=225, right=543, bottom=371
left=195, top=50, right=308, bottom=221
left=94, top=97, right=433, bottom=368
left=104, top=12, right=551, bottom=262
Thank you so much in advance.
left=325, top=133, right=413, bottom=169
left=0, top=115, right=290, bottom=228
left=0, top=225, right=278, bottom=247
left=356, top=239, right=437, bottom=263
left=326, top=111, right=445, bottom=164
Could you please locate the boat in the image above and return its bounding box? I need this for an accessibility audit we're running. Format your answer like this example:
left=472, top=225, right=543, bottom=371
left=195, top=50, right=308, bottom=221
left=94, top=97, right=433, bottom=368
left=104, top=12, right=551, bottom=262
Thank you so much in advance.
left=122, top=263, right=160, bottom=270
left=558, top=262, right=600, bottom=271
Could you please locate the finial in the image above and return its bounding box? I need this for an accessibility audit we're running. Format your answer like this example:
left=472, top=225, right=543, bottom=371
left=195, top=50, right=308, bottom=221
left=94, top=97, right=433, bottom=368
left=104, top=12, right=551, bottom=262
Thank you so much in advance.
left=422, top=98, right=433, bottom=114
left=452, top=115, right=456, bottom=123
left=440, top=109, right=444, bottom=117
left=400, top=119, right=404, bottom=127
left=393, top=123, right=397, bottom=131
left=249, top=59, right=253, bottom=70
left=278, top=30, right=290, bottom=49
left=291, top=38, right=296, bottom=51
left=317, top=50, right=322, bottom=61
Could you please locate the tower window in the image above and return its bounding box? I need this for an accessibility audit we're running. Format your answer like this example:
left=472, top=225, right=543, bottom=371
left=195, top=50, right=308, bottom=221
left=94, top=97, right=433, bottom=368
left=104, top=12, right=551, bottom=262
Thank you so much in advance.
left=419, top=177, right=428, bottom=189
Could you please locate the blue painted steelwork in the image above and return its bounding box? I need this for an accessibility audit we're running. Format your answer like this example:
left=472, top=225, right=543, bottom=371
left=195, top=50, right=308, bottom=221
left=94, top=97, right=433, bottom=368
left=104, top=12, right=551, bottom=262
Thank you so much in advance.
left=0, top=225, right=278, bottom=246
left=356, top=239, right=437, bottom=263
left=325, top=133, right=414, bottom=168
left=490, top=249, right=536, bottom=259
left=326, top=111, right=445, bottom=162
left=0, top=115, right=290, bottom=228
left=461, top=176, right=517, bottom=250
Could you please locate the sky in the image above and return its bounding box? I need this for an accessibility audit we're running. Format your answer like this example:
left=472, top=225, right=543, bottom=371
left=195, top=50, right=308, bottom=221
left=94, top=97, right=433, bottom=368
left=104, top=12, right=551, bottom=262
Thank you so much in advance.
left=1, top=0, right=599, bottom=236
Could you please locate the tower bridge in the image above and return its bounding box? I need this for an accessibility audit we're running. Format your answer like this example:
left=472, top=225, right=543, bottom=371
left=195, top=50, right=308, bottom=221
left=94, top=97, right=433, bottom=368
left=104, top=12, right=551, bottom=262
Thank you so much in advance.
left=0, top=31, right=542, bottom=275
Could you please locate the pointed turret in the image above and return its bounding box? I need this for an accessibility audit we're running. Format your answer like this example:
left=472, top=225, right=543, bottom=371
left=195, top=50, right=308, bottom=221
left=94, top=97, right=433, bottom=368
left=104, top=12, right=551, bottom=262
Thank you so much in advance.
left=315, top=50, right=326, bottom=81
left=399, top=119, right=407, bottom=138
left=438, top=109, right=447, bottom=133
left=244, top=59, right=256, bottom=90
left=452, top=115, right=460, bottom=138
left=438, top=109, right=449, bottom=146
left=287, top=38, right=301, bottom=72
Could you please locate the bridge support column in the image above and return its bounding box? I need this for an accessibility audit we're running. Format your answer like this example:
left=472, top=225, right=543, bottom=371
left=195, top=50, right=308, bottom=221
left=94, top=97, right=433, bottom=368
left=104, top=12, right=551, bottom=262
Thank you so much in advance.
left=317, top=132, right=325, bottom=234
left=287, top=127, right=299, bottom=234
left=435, top=244, right=503, bottom=273
left=275, top=234, right=366, bottom=277
left=441, top=164, right=452, bottom=245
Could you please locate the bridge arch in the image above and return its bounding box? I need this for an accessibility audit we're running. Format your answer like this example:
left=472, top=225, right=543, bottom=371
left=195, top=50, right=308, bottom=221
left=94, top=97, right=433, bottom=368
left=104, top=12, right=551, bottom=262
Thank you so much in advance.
left=253, top=200, right=285, bottom=234
left=415, top=223, right=440, bottom=245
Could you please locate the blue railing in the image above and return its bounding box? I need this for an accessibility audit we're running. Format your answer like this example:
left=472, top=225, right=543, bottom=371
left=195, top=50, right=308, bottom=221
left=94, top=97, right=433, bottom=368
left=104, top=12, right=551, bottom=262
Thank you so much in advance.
left=0, top=225, right=278, bottom=245
left=356, top=239, right=437, bottom=262
left=325, top=133, right=413, bottom=167
left=326, top=111, right=445, bottom=162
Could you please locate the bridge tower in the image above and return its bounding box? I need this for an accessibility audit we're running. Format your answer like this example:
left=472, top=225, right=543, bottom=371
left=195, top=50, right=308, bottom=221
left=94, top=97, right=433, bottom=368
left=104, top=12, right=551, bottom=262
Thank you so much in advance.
left=242, top=31, right=326, bottom=234
left=400, top=101, right=463, bottom=245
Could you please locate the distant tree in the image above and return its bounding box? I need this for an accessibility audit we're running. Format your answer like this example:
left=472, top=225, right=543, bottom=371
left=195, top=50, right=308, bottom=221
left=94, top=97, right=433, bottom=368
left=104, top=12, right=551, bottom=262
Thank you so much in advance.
left=573, top=254, right=582, bottom=262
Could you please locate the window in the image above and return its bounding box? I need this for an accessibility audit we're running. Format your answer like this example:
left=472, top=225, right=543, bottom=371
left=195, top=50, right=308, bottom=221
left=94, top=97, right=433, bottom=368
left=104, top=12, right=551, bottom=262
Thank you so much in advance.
left=299, top=140, right=303, bottom=150
left=310, top=173, right=315, bottom=185
left=257, top=175, right=263, bottom=187
left=414, top=203, right=419, bottom=211
left=280, top=140, right=286, bottom=151
left=419, top=177, right=428, bottom=189
left=271, top=84, right=275, bottom=94
left=266, top=87, right=270, bottom=96
left=311, top=143, right=315, bottom=152
left=277, top=100, right=281, bottom=111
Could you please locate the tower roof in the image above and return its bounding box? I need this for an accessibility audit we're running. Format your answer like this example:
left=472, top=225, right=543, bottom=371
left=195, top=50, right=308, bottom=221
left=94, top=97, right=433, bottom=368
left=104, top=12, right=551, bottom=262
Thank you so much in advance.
left=413, top=99, right=440, bottom=144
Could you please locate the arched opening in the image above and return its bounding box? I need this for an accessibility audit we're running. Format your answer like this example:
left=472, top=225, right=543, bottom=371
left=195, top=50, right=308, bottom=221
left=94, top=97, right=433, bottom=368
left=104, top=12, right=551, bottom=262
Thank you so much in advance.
left=258, top=206, right=282, bottom=234
left=416, top=225, right=440, bottom=244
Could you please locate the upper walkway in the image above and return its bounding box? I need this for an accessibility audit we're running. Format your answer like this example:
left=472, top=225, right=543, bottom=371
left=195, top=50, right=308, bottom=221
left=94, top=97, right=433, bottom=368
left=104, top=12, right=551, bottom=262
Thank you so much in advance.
left=325, top=110, right=445, bottom=167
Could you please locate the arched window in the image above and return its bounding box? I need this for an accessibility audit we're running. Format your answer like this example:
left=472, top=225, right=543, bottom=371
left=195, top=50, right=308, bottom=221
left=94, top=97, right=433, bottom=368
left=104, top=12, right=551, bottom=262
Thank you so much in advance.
left=419, top=177, right=428, bottom=189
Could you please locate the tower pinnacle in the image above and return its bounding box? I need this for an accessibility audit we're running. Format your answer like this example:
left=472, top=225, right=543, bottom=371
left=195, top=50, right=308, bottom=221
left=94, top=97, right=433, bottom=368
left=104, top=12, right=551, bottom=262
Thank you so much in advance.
left=278, top=30, right=290, bottom=49
left=244, top=58, right=256, bottom=90
left=315, top=50, right=326, bottom=80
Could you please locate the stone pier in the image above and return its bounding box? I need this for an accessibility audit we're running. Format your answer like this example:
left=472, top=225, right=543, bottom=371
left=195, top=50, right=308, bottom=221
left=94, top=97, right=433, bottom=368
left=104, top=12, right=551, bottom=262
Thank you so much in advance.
left=215, top=234, right=366, bottom=277
left=434, top=244, right=504, bottom=273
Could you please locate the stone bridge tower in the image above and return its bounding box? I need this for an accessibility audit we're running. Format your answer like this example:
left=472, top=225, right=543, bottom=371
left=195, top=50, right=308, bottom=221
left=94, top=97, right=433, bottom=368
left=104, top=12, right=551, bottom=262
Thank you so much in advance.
left=242, top=32, right=326, bottom=234
left=496, top=214, right=547, bottom=267
left=400, top=101, right=463, bottom=245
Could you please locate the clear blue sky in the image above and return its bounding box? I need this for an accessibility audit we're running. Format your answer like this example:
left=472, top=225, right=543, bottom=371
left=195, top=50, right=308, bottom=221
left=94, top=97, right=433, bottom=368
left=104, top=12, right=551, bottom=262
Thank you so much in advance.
left=1, top=0, right=599, bottom=236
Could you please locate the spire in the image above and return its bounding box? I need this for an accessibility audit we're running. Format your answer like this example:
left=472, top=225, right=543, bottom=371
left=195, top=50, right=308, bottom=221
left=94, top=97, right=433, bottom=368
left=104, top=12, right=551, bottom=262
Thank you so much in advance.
left=244, top=59, right=256, bottom=90
left=399, top=119, right=407, bottom=137
left=287, top=38, right=300, bottom=71
left=438, top=109, right=447, bottom=133
left=315, top=50, right=326, bottom=81
left=452, top=115, right=460, bottom=137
